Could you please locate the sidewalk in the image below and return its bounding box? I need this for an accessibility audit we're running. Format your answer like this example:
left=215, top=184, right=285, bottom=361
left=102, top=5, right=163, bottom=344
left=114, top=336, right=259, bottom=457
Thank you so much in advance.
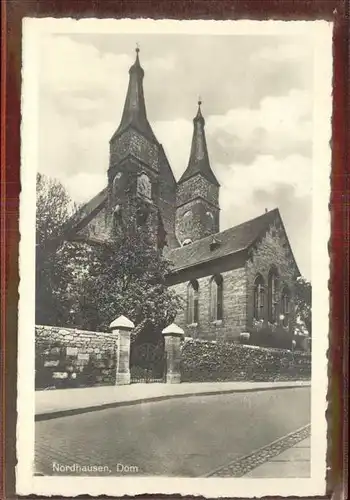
left=245, top=435, right=310, bottom=478
left=35, top=380, right=310, bottom=421
left=206, top=423, right=311, bottom=478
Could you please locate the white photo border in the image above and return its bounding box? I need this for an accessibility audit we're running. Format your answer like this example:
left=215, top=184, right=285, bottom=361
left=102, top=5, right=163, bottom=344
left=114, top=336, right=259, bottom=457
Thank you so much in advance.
left=17, top=18, right=332, bottom=498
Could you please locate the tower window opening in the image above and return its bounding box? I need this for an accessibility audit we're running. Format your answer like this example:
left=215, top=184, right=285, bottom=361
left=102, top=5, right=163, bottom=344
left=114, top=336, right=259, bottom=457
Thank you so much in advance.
left=113, top=204, right=123, bottom=229
left=136, top=205, right=149, bottom=226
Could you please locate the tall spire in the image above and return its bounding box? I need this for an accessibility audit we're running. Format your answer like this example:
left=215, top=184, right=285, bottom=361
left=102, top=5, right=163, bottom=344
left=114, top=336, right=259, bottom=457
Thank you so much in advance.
left=178, top=100, right=219, bottom=186
left=113, top=46, right=157, bottom=142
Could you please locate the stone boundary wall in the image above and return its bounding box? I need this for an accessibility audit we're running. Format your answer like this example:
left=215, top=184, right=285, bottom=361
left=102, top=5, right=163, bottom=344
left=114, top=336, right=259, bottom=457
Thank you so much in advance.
left=180, top=339, right=311, bottom=383
left=35, top=325, right=117, bottom=390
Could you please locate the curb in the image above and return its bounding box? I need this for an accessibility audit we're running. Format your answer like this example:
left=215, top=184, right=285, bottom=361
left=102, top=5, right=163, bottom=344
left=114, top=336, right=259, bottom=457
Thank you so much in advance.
left=35, top=383, right=310, bottom=422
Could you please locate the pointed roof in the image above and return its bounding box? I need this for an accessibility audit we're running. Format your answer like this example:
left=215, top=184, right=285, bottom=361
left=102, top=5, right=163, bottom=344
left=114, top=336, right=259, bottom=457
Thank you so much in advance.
left=112, top=47, right=158, bottom=143
left=167, top=208, right=300, bottom=276
left=178, top=101, right=220, bottom=187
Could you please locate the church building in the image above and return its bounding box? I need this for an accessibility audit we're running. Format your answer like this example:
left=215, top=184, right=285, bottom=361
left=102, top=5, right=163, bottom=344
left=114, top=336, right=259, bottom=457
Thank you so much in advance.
left=63, top=48, right=301, bottom=345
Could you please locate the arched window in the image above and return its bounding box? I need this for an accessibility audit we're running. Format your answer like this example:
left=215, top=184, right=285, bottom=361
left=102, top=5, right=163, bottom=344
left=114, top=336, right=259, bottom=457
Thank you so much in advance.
left=254, top=274, right=265, bottom=321
left=187, top=280, right=199, bottom=324
left=210, top=275, right=223, bottom=321
left=281, top=286, right=290, bottom=327
left=268, top=267, right=279, bottom=323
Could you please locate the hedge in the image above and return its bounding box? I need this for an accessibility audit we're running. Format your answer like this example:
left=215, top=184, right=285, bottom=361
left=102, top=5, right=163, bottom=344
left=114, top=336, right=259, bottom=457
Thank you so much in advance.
left=247, top=326, right=294, bottom=350
left=180, top=339, right=311, bottom=383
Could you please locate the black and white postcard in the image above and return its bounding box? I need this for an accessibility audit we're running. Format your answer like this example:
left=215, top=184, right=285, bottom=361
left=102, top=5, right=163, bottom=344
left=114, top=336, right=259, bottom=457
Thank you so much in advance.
left=17, top=18, right=332, bottom=497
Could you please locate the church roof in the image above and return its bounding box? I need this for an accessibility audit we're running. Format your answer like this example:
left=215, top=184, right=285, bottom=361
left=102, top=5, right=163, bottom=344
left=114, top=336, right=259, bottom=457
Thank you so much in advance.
left=168, top=208, right=282, bottom=271
left=36, top=187, right=109, bottom=260
left=60, top=184, right=182, bottom=249
left=63, top=187, right=108, bottom=237
left=178, top=101, right=220, bottom=187
left=111, top=48, right=158, bottom=143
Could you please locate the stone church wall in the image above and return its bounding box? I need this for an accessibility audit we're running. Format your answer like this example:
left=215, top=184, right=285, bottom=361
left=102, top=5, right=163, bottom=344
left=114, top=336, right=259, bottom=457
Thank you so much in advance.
left=159, top=198, right=177, bottom=247
left=35, top=325, right=116, bottom=389
left=175, top=199, right=220, bottom=243
left=158, top=153, right=177, bottom=247
left=110, top=129, right=159, bottom=172
left=246, top=223, right=298, bottom=334
left=170, top=266, right=247, bottom=342
left=177, top=176, right=219, bottom=207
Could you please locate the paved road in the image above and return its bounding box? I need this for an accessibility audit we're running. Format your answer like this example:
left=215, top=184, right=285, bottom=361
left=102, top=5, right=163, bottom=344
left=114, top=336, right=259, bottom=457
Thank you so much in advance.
left=35, top=387, right=310, bottom=477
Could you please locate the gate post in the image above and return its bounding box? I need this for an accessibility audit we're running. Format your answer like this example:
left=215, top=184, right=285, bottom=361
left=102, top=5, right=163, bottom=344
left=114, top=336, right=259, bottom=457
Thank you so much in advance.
left=162, top=323, right=184, bottom=384
left=109, top=315, right=134, bottom=385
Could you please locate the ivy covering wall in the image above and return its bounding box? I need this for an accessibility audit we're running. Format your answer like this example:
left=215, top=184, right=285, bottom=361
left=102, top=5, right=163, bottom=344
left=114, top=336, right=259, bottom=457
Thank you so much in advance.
left=180, top=339, right=311, bottom=383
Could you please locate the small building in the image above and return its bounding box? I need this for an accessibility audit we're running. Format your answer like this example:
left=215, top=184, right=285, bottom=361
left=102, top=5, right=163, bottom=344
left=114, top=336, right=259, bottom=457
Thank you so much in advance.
left=62, top=48, right=301, bottom=346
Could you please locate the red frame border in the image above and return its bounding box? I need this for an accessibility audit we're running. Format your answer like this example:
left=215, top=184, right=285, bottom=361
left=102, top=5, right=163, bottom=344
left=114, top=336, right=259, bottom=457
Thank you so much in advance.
left=1, top=1, right=348, bottom=499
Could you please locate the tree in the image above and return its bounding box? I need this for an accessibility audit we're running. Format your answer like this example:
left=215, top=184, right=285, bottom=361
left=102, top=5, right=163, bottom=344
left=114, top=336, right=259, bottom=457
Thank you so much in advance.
left=35, top=173, right=86, bottom=326
left=36, top=173, right=182, bottom=336
left=294, top=276, right=312, bottom=336
left=78, top=216, right=183, bottom=336
left=36, top=173, right=75, bottom=246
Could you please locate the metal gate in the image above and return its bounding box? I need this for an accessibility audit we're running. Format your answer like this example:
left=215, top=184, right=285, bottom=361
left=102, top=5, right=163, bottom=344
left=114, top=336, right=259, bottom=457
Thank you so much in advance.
left=130, top=339, right=166, bottom=383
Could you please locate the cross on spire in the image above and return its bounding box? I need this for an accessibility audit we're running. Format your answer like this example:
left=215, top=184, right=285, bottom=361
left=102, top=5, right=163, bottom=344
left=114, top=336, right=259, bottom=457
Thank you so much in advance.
left=136, top=42, right=140, bottom=53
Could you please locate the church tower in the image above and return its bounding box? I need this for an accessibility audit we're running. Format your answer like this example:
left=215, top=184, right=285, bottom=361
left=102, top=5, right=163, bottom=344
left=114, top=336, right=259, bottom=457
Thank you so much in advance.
left=106, top=47, right=169, bottom=249
left=175, top=101, right=220, bottom=245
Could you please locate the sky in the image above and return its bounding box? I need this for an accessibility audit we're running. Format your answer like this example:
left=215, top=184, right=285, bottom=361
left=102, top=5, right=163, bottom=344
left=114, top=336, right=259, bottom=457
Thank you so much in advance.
left=36, top=31, right=314, bottom=279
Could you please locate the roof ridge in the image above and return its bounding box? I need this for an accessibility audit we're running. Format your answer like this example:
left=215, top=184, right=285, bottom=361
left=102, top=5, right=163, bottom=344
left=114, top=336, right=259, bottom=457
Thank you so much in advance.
left=214, top=207, right=279, bottom=238
left=61, top=187, right=108, bottom=236
left=167, top=208, right=282, bottom=272
left=171, top=208, right=279, bottom=253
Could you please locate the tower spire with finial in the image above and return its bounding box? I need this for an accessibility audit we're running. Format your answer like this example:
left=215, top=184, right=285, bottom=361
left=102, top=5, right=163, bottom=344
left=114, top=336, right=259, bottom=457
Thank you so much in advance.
left=175, top=98, right=220, bottom=243
left=178, top=99, right=219, bottom=186
left=112, top=45, right=157, bottom=142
